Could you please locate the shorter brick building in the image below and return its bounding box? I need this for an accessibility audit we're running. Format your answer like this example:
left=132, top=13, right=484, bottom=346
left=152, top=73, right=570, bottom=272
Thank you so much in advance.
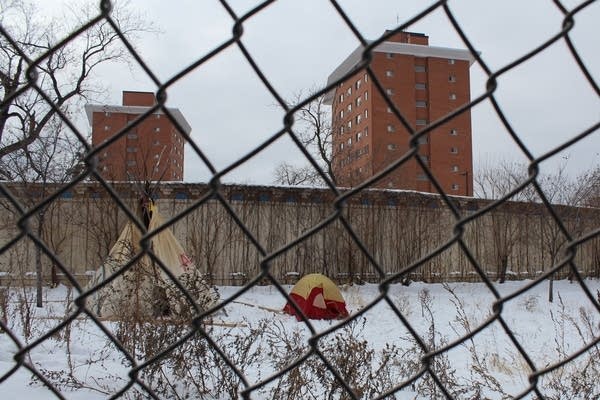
left=325, top=31, right=475, bottom=196
left=85, top=91, right=191, bottom=181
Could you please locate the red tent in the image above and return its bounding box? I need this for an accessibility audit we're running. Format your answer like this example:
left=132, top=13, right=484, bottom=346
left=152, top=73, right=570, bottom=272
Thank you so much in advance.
left=283, top=274, right=349, bottom=320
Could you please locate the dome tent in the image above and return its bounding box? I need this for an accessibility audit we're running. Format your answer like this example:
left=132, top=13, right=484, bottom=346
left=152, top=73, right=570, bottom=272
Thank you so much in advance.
left=283, top=273, right=349, bottom=320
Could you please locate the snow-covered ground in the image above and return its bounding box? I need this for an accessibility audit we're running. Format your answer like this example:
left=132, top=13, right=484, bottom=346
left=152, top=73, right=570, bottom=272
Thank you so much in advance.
left=1, top=279, right=599, bottom=399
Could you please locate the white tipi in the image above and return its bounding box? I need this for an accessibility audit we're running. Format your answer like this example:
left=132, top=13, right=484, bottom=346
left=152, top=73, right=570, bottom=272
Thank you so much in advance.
left=85, top=200, right=219, bottom=319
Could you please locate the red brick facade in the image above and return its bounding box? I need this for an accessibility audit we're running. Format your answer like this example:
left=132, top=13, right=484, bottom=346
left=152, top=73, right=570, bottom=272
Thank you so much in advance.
left=327, top=32, right=474, bottom=196
left=85, top=91, right=191, bottom=182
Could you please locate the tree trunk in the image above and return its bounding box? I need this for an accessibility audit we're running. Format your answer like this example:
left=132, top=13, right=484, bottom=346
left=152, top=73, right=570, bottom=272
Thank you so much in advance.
left=36, top=211, right=44, bottom=307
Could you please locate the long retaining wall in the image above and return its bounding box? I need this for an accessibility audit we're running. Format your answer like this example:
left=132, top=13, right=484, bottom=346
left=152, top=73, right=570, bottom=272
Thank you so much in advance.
left=1, top=182, right=599, bottom=286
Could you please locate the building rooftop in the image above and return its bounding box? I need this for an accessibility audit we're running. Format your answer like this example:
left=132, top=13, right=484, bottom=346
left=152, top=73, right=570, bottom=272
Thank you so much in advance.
left=84, top=104, right=192, bottom=135
left=324, top=40, right=476, bottom=104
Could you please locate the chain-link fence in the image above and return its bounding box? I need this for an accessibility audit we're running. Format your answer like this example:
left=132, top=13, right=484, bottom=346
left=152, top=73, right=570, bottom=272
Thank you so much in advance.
left=1, top=0, right=599, bottom=398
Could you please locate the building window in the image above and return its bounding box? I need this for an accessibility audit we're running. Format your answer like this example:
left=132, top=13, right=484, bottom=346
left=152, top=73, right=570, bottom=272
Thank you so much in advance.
left=154, top=154, right=160, bottom=159
left=417, top=135, right=428, bottom=144
left=364, top=73, right=368, bottom=82
left=387, top=106, right=393, bottom=113
left=364, top=91, right=368, bottom=101
left=449, top=93, right=457, bottom=100
left=104, top=125, right=110, bottom=131
left=104, top=111, right=111, bottom=117
left=416, top=100, right=427, bottom=108
left=347, top=137, right=352, bottom=146
left=385, top=70, right=394, bottom=77
left=364, top=109, right=368, bottom=119
left=340, top=110, right=344, bottom=119
left=387, top=124, right=395, bottom=132
left=451, top=165, right=459, bottom=172
left=416, top=119, right=427, bottom=126
left=449, top=75, right=456, bottom=83
left=340, top=125, right=344, bottom=135
left=347, top=120, right=352, bottom=129
left=450, top=128, right=458, bottom=136
left=127, top=160, right=136, bottom=166
left=416, top=83, right=426, bottom=90
left=347, top=87, right=352, bottom=96
left=386, top=53, right=394, bottom=59
left=356, top=79, right=361, bottom=90
left=450, top=147, right=458, bottom=154
left=364, top=127, right=368, bottom=136
left=419, top=155, right=429, bottom=163
left=356, top=115, right=362, bottom=124
left=415, top=65, right=426, bottom=72
left=154, top=127, right=161, bottom=132
left=356, top=131, right=362, bottom=141
left=347, top=103, right=352, bottom=112
left=356, top=97, right=362, bottom=107
left=387, top=143, right=397, bottom=150
left=126, top=146, right=137, bottom=153
left=449, top=59, right=455, bottom=65
left=386, top=88, right=394, bottom=96
left=153, top=140, right=160, bottom=146
left=417, top=173, right=428, bottom=181
left=451, top=183, right=460, bottom=191
left=340, top=143, right=344, bottom=150
left=127, top=133, right=138, bottom=139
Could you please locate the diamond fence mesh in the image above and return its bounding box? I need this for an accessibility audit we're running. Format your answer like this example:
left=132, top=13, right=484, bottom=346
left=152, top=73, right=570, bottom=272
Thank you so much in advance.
left=1, top=0, right=599, bottom=399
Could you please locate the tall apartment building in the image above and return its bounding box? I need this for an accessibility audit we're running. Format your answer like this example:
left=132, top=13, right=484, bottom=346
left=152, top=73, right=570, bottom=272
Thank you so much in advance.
left=325, top=31, right=475, bottom=196
left=85, top=91, right=191, bottom=182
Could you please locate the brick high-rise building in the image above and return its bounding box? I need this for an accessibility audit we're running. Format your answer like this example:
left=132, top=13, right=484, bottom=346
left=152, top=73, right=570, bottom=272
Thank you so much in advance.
left=325, top=31, right=475, bottom=196
left=85, top=91, right=191, bottom=182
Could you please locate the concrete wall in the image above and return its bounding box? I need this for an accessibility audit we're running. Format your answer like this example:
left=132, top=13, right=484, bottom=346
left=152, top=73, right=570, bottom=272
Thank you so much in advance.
left=1, top=182, right=598, bottom=286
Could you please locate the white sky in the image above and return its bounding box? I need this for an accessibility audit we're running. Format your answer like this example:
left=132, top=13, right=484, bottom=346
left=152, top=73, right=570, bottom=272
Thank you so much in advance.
left=50, top=0, right=600, bottom=184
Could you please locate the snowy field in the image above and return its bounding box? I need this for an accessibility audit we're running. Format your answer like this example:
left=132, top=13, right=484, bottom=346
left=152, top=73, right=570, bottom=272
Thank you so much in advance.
left=1, top=279, right=599, bottom=399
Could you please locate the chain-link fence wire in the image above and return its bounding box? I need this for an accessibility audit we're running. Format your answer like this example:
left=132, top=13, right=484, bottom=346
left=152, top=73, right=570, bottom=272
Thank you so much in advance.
left=1, top=0, right=599, bottom=398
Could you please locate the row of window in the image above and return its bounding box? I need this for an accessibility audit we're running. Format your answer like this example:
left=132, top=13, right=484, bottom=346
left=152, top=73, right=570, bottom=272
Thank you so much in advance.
left=340, top=109, right=369, bottom=133
left=106, top=126, right=162, bottom=133
left=385, top=86, right=457, bottom=100
left=384, top=123, right=461, bottom=135
left=386, top=119, right=427, bottom=132
left=338, top=73, right=370, bottom=103
left=339, top=91, right=369, bottom=117
left=340, top=127, right=369, bottom=150
left=104, top=111, right=162, bottom=119
left=127, top=129, right=185, bottom=143
left=385, top=53, right=457, bottom=65
left=339, top=145, right=369, bottom=168
left=386, top=144, right=460, bottom=155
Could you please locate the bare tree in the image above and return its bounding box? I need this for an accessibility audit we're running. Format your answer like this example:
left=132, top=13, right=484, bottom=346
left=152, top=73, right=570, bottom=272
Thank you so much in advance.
left=0, top=0, right=154, bottom=306
left=474, top=159, right=599, bottom=299
left=474, top=159, right=539, bottom=202
left=474, top=158, right=599, bottom=206
left=0, top=0, right=154, bottom=160
left=273, top=90, right=336, bottom=186
left=0, top=118, right=84, bottom=306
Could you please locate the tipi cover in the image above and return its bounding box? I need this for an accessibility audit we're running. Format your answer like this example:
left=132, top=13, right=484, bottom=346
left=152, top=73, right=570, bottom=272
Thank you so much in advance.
left=283, top=273, right=349, bottom=320
left=85, top=202, right=219, bottom=319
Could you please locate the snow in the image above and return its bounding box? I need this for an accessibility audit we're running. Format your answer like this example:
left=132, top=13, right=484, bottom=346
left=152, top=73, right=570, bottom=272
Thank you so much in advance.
left=1, top=279, right=599, bottom=399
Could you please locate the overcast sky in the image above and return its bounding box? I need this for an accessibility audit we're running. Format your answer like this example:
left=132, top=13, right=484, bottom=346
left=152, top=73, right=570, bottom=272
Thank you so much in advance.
left=58, top=0, right=600, bottom=184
